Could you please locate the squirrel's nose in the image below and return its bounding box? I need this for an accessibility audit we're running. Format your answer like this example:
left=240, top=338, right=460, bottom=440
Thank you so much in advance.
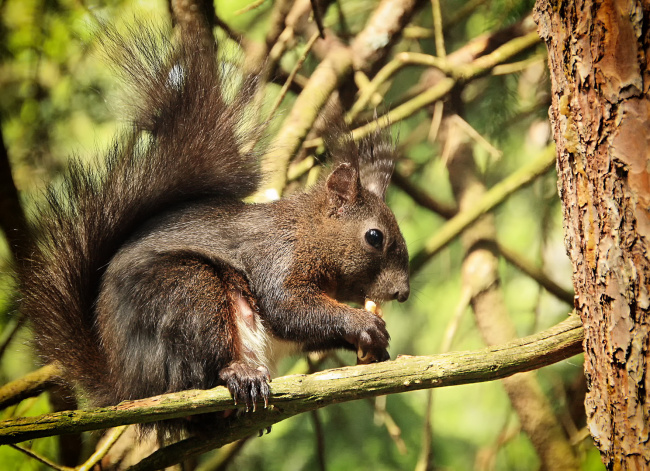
left=394, top=287, right=410, bottom=303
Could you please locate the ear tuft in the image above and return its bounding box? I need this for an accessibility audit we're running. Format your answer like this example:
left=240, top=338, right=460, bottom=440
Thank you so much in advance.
left=357, top=128, right=396, bottom=200
left=326, top=163, right=360, bottom=207
left=319, top=109, right=396, bottom=201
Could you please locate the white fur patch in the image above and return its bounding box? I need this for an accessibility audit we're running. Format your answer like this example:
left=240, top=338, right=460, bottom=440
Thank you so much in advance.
left=233, top=292, right=302, bottom=374
left=234, top=291, right=268, bottom=368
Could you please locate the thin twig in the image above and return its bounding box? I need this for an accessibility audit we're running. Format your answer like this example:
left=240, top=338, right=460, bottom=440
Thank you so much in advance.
left=431, top=0, right=446, bottom=58
left=403, top=26, right=435, bottom=39
left=0, top=122, right=29, bottom=259
left=441, top=286, right=473, bottom=353
left=0, top=313, right=24, bottom=361
left=9, top=444, right=73, bottom=471
left=416, top=284, right=473, bottom=471
left=310, top=410, right=327, bottom=471
left=267, top=32, right=320, bottom=123
left=410, top=145, right=556, bottom=273
left=491, top=54, right=545, bottom=76
left=348, top=30, right=539, bottom=130
left=391, top=171, right=457, bottom=220
left=428, top=101, right=444, bottom=143
left=451, top=115, right=502, bottom=160
left=372, top=396, right=407, bottom=455
left=497, top=242, right=574, bottom=305
left=77, top=426, right=129, bottom=471
left=347, top=52, right=453, bottom=123
left=235, top=0, right=268, bottom=16
left=194, top=438, right=251, bottom=471
left=309, top=0, right=326, bottom=38
left=414, top=389, right=433, bottom=471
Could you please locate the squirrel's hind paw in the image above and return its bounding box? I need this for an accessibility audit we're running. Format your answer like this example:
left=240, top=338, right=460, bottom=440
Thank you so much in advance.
left=219, top=362, right=271, bottom=412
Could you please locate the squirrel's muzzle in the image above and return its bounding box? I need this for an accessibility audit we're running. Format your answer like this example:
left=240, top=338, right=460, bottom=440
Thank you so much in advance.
left=386, top=272, right=410, bottom=303
left=394, top=286, right=410, bottom=303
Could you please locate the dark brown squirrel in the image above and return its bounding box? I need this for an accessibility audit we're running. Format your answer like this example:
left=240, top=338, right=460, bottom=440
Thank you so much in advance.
left=18, top=24, right=410, bottom=417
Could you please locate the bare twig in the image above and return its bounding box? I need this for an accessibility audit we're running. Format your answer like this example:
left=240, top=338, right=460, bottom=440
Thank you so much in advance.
left=77, top=426, right=128, bottom=471
left=309, top=0, right=326, bottom=38
left=194, top=438, right=251, bottom=471
left=373, top=398, right=407, bottom=455
left=410, top=145, right=556, bottom=272
left=0, top=314, right=25, bottom=362
left=267, top=32, right=320, bottom=123
left=311, top=410, right=327, bottom=471
left=347, top=52, right=453, bottom=124
left=391, top=171, right=457, bottom=219
left=0, top=123, right=29, bottom=260
left=235, top=0, right=268, bottom=16
left=345, top=29, right=540, bottom=136
left=9, top=443, right=73, bottom=471
left=414, top=389, right=434, bottom=471
left=497, top=242, right=574, bottom=305
left=430, top=0, right=446, bottom=58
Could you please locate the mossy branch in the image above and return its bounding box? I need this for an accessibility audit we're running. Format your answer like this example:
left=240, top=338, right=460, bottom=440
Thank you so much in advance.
left=0, top=315, right=583, bottom=447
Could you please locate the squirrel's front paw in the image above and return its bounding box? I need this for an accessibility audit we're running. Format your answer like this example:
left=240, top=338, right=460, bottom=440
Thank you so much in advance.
left=219, top=362, right=271, bottom=412
left=344, top=310, right=390, bottom=364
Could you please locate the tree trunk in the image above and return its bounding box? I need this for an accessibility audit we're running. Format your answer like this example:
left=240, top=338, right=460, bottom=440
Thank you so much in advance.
left=534, top=1, right=650, bottom=468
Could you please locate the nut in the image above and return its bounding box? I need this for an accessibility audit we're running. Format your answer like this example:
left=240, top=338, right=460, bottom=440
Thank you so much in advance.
left=364, top=299, right=383, bottom=318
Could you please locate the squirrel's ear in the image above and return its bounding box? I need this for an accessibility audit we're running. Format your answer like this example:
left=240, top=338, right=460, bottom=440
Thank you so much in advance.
left=326, top=163, right=360, bottom=207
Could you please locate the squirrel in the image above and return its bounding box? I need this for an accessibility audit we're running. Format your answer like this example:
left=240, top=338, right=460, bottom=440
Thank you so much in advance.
left=17, top=23, right=410, bottom=420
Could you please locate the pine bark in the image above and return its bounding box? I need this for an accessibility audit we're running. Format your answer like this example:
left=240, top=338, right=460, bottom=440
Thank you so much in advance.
left=534, top=1, right=650, bottom=468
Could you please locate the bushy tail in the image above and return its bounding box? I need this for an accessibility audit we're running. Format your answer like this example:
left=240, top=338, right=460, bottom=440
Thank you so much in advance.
left=18, top=24, right=261, bottom=404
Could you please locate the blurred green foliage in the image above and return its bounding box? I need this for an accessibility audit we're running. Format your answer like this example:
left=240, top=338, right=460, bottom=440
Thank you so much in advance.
left=0, top=0, right=604, bottom=470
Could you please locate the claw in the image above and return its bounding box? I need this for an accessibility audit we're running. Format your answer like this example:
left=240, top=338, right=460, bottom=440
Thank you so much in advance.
left=357, top=346, right=390, bottom=364
left=219, top=361, right=272, bottom=412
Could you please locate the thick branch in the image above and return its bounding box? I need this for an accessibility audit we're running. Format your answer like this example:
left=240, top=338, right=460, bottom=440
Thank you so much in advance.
left=0, top=315, right=583, bottom=446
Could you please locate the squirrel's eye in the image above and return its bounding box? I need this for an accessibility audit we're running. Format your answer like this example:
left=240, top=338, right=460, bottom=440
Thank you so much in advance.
left=365, top=229, right=384, bottom=250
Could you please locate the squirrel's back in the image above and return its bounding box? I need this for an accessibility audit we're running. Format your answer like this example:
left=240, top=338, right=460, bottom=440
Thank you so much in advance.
left=18, top=24, right=261, bottom=404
